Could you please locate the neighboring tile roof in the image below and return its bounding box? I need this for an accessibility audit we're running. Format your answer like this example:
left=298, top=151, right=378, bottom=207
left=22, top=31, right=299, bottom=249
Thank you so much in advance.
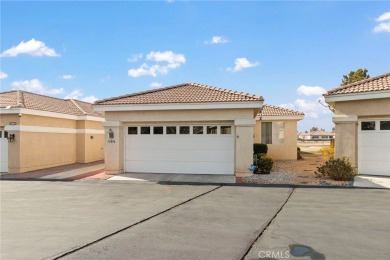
left=0, top=90, right=104, bottom=118
left=325, top=72, right=390, bottom=96
left=310, top=130, right=335, bottom=136
left=95, top=82, right=264, bottom=105
left=260, top=105, right=304, bottom=117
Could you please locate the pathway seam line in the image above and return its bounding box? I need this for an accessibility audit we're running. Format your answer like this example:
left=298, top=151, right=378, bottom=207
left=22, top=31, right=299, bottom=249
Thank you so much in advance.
left=53, top=185, right=222, bottom=259
left=240, top=187, right=296, bottom=260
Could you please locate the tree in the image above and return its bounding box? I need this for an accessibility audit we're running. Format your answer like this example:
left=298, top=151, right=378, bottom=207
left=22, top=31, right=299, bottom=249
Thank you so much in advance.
left=310, top=127, right=319, bottom=132
left=341, top=68, right=370, bottom=86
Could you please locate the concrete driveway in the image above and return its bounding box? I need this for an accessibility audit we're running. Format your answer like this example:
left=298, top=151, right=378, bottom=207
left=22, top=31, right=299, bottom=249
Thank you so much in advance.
left=1, top=181, right=389, bottom=260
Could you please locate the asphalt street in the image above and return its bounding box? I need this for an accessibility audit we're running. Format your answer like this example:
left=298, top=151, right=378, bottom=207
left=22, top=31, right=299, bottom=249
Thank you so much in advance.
left=1, top=180, right=389, bottom=260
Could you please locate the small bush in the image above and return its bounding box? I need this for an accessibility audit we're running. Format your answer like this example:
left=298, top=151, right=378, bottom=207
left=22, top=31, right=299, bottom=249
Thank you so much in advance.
left=297, top=147, right=303, bottom=160
left=255, top=153, right=274, bottom=174
left=315, top=156, right=356, bottom=181
left=320, top=146, right=335, bottom=160
left=254, top=143, right=268, bottom=154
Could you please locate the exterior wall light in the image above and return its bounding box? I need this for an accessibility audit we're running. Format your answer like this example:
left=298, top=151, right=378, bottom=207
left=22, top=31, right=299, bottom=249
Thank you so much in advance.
left=8, top=134, right=15, bottom=143
left=108, top=129, right=114, bottom=139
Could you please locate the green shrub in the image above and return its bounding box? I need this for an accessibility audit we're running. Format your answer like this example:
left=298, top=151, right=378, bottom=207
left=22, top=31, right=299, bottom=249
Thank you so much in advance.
left=255, top=153, right=274, bottom=174
left=315, top=156, right=356, bottom=181
left=297, top=147, right=303, bottom=160
left=254, top=143, right=268, bottom=154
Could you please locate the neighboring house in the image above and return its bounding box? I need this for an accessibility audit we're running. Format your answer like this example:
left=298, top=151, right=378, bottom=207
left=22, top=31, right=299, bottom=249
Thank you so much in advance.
left=0, top=90, right=105, bottom=173
left=94, top=83, right=303, bottom=177
left=324, top=72, right=390, bottom=177
left=297, top=131, right=334, bottom=140
left=255, top=105, right=304, bottom=160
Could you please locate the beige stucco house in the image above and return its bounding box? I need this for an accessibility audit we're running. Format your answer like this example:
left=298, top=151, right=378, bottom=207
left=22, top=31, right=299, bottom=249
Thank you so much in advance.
left=324, top=72, right=390, bottom=176
left=0, top=90, right=105, bottom=173
left=94, top=83, right=303, bottom=177
left=255, top=105, right=304, bottom=160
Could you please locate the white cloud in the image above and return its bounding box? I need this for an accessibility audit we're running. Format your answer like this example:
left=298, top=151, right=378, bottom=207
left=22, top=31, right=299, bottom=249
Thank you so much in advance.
left=64, top=89, right=98, bottom=103
left=146, top=51, right=186, bottom=64
left=376, top=12, right=390, bottom=22
left=11, top=79, right=64, bottom=95
left=297, top=85, right=327, bottom=96
left=81, top=96, right=98, bottom=103
left=150, top=82, right=162, bottom=88
left=62, top=74, right=75, bottom=80
left=1, top=39, right=60, bottom=57
left=127, top=53, right=143, bottom=62
left=128, top=51, right=186, bottom=77
left=373, top=12, right=390, bottom=33
left=204, top=36, right=229, bottom=44
left=373, top=22, right=390, bottom=33
left=280, top=97, right=331, bottom=119
left=228, top=58, right=259, bottom=72
left=0, top=71, right=8, bottom=79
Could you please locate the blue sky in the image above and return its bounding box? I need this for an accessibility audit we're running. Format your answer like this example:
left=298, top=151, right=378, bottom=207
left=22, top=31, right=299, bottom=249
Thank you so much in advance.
left=1, top=1, right=389, bottom=131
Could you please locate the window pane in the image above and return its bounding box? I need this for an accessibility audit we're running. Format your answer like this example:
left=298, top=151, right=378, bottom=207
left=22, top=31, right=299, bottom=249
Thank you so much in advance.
left=0, top=131, right=2, bottom=138
left=221, top=126, right=231, bottom=134
left=128, top=127, right=137, bottom=135
left=4, top=131, right=8, bottom=138
left=166, top=126, right=177, bottom=134
left=380, top=121, right=390, bottom=130
left=207, top=126, right=217, bottom=134
left=261, top=122, right=272, bottom=144
left=193, top=126, right=203, bottom=134
left=361, top=121, right=375, bottom=131
left=273, top=122, right=285, bottom=144
left=180, top=126, right=190, bottom=134
left=141, top=127, right=150, bottom=134
left=153, top=126, right=163, bottom=134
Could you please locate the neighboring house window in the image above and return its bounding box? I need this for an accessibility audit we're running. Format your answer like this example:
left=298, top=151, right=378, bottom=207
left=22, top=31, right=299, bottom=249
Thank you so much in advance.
left=261, top=122, right=285, bottom=144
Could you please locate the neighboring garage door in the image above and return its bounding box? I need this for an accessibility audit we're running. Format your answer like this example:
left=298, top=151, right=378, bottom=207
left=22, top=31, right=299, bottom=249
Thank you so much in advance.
left=359, top=120, right=390, bottom=176
left=125, top=125, right=234, bottom=175
left=0, top=130, right=8, bottom=173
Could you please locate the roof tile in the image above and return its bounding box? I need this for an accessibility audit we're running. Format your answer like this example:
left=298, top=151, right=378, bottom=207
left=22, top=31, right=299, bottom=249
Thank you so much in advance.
left=260, top=104, right=304, bottom=116
left=326, top=72, right=390, bottom=96
left=95, top=83, right=264, bottom=105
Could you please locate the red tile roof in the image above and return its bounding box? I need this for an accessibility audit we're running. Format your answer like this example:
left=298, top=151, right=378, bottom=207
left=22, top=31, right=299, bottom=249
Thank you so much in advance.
left=325, top=72, right=390, bottom=96
left=0, top=90, right=104, bottom=118
left=95, top=82, right=264, bottom=105
left=260, top=105, right=304, bottom=116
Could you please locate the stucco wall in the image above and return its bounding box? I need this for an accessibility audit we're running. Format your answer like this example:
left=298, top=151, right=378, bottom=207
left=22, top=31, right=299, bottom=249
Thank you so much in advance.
left=1, top=114, right=104, bottom=173
left=254, top=120, right=298, bottom=160
left=332, top=97, right=390, bottom=167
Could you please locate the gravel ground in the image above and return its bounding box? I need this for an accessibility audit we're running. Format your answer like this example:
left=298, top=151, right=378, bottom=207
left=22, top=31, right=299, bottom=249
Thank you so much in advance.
left=243, top=153, right=353, bottom=187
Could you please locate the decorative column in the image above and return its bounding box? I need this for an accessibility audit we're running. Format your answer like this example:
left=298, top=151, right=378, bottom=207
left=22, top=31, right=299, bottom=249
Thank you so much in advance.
left=103, top=121, right=124, bottom=174
left=333, top=115, right=358, bottom=167
left=234, top=118, right=256, bottom=177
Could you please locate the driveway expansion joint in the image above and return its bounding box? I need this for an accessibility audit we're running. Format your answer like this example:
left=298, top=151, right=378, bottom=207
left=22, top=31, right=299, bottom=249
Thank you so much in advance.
left=240, top=187, right=296, bottom=260
left=53, top=185, right=222, bottom=259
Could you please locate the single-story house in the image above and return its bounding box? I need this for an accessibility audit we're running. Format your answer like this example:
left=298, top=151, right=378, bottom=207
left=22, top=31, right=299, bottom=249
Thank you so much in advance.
left=94, top=83, right=304, bottom=177
left=298, top=131, right=335, bottom=140
left=256, top=105, right=304, bottom=160
left=324, top=72, right=390, bottom=176
left=0, top=90, right=105, bottom=173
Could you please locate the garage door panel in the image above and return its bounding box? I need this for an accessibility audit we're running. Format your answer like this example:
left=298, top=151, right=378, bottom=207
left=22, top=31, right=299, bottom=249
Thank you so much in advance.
left=359, top=120, right=390, bottom=176
left=125, top=125, right=235, bottom=175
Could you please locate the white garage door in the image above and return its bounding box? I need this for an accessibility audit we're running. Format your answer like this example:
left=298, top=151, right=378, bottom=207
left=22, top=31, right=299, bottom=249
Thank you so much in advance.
left=125, top=125, right=234, bottom=175
left=358, top=120, right=390, bottom=176
left=0, top=130, right=9, bottom=173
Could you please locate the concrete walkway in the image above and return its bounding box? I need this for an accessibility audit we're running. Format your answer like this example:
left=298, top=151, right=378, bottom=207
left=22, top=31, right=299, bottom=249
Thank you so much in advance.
left=353, top=175, right=390, bottom=189
left=108, top=172, right=236, bottom=184
left=40, top=164, right=104, bottom=180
